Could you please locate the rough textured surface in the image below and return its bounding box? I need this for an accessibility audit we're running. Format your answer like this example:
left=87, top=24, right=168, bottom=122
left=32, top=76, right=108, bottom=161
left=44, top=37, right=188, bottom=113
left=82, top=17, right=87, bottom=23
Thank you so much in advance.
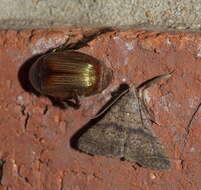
left=1, top=0, right=201, bottom=29
left=0, top=28, right=200, bottom=189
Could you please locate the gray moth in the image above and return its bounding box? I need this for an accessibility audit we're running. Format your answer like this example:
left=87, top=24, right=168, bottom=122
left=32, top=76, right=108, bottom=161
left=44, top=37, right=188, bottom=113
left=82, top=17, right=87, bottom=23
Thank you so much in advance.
left=77, top=74, right=171, bottom=170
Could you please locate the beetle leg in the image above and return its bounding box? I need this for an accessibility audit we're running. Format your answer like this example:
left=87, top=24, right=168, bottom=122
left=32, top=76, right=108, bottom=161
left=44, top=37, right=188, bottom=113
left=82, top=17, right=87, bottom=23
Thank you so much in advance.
left=72, top=91, right=80, bottom=109
left=59, top=93, right=80, bottom=109
left=60, top=101, right=70, bottom=109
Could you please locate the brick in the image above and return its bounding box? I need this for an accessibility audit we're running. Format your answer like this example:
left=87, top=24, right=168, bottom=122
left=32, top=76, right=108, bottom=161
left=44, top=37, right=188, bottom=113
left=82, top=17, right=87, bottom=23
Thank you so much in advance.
left=0, top=28, right=200, bottom=190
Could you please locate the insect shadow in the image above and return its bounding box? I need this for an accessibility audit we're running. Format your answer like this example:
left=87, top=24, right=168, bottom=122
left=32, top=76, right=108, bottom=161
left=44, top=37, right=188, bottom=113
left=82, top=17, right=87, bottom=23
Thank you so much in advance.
left=18, top=53, right=69, bottom=109
left=18, top=27, right=114, bottom=109
left=18, top=54, right=41, bottom=95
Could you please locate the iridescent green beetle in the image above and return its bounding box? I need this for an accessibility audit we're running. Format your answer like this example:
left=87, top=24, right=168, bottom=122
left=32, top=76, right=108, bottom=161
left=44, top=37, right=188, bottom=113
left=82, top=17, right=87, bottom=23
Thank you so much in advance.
left=29, top=50, right=113, bottom=108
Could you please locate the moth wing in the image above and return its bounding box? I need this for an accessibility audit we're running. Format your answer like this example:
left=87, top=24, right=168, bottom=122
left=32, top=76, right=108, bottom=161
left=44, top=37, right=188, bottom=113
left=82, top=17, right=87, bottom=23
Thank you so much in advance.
left=77, top=123, right=127, bottom=158
left=124, top=129, right=170, bottom=170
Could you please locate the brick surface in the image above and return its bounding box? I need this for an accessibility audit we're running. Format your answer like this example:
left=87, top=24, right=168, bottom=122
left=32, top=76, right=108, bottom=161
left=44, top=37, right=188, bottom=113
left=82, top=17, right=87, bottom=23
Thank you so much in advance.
left=0, top=28, right=200, bottom=190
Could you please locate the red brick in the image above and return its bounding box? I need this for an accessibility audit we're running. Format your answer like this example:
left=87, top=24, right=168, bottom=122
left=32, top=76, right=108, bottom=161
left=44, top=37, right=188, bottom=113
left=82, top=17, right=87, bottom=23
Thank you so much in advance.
left=0, top=28, right=200, bottom=190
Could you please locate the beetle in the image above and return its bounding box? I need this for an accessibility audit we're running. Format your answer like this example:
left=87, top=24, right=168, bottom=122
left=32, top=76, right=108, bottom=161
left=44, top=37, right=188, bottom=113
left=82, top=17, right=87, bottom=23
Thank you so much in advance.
left=29, top=50, right=113, bottom=108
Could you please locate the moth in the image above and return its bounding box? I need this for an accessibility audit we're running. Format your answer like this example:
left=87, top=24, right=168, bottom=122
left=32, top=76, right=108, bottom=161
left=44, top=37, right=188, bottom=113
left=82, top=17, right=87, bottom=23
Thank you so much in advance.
left=76, top=74, right=171, bottom=170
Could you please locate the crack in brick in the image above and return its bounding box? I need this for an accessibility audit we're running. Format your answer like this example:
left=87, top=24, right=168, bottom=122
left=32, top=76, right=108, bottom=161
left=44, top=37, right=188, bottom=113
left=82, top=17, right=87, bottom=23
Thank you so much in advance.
left=0, top=159, right=5, bottom=185
left=58, top=171, right=65, bottom=190
left=68, top=169, right=103, bottom=182
left=16, top=103, right=30, bottom=131
left=182, top=101, right=201, bottom=150
left=24, top=113, right=30, bottom=130
left=92, top=173, right=103, bottom=181
left=43, top=105, right=48, bottom=115
left=14, top=164, right=33, bottom=187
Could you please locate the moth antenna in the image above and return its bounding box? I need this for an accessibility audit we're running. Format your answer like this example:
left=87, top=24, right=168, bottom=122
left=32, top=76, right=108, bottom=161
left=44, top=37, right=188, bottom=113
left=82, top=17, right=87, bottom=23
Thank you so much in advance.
left=92, top=88, right=129, bottom=119
left=136, top=71, right=173, bottom=93
left=136, top=72, right=173, bottom=123
left=93, top=72, right=173, bottom=119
